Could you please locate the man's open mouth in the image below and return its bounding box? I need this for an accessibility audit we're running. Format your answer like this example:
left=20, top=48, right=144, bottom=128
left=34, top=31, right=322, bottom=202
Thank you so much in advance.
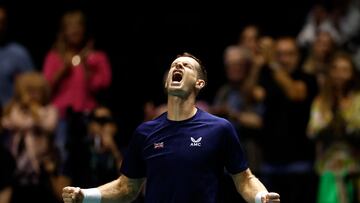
left=172, top=71, right=183, bottom=83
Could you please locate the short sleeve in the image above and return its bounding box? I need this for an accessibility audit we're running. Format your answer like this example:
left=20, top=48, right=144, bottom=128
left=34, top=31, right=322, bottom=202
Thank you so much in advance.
left=120, top=129, right=146, bottom=178
left=222, top=121, right=248, bottom=174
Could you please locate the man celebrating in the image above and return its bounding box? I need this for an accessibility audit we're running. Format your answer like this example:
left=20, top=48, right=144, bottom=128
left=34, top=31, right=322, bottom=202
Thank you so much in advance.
left=62, top=53, right=280, bottom=203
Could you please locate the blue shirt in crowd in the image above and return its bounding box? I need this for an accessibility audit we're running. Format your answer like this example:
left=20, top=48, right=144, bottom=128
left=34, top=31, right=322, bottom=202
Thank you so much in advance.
left=0, top=42, right=33, bottom=106
left=120, top=108, right=248, bottom=203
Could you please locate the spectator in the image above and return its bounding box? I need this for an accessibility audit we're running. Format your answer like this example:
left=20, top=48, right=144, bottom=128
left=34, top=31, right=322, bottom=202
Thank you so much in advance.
left=211, top=45, right=264, bottom=202
left=257, top=37, right=318, bottom=203
left=302, top=31, right=337, bottom=89
left=43, top=9, right=111, bottom=118
left=0, top=5, right=34, bottom=108
left=238, top=25, right=268, bottom=69
left=1, top=72, right=65, bottom=203
left=42, top=9, right=112, bottom=165
left=307, top=52, right=360, bottom=203
left=297, top=4, right=340, bottom=48
left=212, top=45, right=264, bottom=140
left=329, top=0, right=360, bottom=48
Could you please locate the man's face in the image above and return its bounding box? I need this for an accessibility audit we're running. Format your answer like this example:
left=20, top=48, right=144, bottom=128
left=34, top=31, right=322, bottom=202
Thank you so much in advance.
left=225, top=52, right=249, bottom=83
left=165, top=56, right=204, bottom=97
left=275, top=39, right=299, bottom=72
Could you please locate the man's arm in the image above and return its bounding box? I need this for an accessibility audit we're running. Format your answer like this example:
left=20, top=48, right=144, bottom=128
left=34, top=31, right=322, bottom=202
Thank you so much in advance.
left=232, top=168, right=280, bottom=203
left=272, top=67, right=307, bottom=101
left=62, top=175, right=145, bottom=203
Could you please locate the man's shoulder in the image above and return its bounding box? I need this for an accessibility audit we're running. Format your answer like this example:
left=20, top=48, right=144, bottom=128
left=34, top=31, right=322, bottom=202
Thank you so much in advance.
left=135, top=112, right=167, bottom=134
left=198, top=109, right=232, bottom=128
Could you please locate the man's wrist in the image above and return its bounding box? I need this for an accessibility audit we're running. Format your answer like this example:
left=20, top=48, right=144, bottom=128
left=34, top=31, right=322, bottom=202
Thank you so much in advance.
left=81, top=188, right=101, bottom=203
left=255, top=191, right=268, bottom=203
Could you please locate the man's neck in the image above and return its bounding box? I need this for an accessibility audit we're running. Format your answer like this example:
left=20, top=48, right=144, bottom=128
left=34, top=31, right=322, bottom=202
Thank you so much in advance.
left=167, top=94, right=197, bottom=121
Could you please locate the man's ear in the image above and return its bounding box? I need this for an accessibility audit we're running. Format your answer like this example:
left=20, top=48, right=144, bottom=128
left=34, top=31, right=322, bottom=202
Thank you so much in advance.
left=195, top=79, right=205, bottom=90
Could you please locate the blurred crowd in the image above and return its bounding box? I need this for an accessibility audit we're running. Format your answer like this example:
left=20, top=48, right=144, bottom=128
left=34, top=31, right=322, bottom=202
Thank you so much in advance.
left=1, top=1, right=360, bottom=203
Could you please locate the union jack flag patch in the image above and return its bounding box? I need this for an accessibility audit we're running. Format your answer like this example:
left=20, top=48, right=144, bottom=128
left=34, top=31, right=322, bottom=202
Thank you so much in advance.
left=154, top=142, right=164, bottom=149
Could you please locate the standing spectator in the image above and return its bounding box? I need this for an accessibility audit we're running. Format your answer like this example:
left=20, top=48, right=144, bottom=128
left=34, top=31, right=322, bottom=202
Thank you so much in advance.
left=212, top=46, right=264, bottom=167
left=307, top=52, right=360, bottom=203
left=258, top=37, right=318, bottom=203
left=42, top=10, right=112, bottom=164
left=0, top=5, right=34, bottom=108
left=211, top=46, right=264, bottom=203
left=302, top=31, right=337, bottom=89
left=238, top=25, right=268, bottom=69
left=297, top=4, right=340, bottom=48
left=43, top=9, right=111, bottom=117
left=329, top=0, right=360, bottom=48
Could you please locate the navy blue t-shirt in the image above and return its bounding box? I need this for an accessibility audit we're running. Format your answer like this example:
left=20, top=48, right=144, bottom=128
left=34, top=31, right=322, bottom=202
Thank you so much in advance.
left=120, top=108, right=248, bottom=203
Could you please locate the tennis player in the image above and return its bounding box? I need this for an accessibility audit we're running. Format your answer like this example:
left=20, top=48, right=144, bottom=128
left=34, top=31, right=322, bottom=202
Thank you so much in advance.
left=62, top=53, right=280, bottom=203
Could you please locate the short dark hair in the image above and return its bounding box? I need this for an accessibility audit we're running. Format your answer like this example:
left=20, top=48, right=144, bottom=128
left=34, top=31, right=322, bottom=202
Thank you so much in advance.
left=176, top=52, right=207, bottom=84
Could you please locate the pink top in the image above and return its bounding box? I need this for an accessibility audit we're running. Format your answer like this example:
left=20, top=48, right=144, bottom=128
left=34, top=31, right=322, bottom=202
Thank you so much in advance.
left=43, top=50, right=111, bottom=117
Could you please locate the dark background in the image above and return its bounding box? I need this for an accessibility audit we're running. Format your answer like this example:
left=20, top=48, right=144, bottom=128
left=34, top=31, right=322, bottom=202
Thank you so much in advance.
left=3, top=0, right=314, bottom=143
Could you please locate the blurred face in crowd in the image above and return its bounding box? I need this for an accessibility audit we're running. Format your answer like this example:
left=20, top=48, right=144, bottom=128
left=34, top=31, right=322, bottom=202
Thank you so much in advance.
left=224, top=47, right=252, bottom=84
left=62, top=11, right=85, bottom=47
left=88, top=107, right=115, bottom=135
left=0, top=7, right=7, bottom=38
left=313, top=31, right=334, bottom=60
left=15, top=73, right=49, bottom=106
left=275, top=38, right=299, bottom=73
left=312, top=5, right=327, bottom=25
left=240, top=25, right=259, bottom=53
left=258, top=36, right=275, bottom=61
left=330, top=56, right=353, bottom=89
left=165, top=56, right=205, bottom=98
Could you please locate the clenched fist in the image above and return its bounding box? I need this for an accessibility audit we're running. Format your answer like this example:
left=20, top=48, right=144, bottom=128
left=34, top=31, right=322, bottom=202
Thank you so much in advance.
left=262, top=192, right=280, bottom=203
left=62, top=186, right=84, bottom=203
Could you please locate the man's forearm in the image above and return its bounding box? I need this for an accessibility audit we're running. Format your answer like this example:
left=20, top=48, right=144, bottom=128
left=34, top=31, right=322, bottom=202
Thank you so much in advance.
left=96, top=176, right=143, bottom=203
left=273, top=68, right=306, bottom=101
left=232, top=169, right=268, bottom=203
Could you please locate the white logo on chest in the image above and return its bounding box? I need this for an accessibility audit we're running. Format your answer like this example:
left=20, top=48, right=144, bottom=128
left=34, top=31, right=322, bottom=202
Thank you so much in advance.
left=190, top=137, right=202, bottom=147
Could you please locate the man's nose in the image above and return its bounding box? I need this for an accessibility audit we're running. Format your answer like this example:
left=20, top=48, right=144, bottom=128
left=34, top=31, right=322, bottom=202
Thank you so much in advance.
left=175, top=63, right=183, bottom=69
